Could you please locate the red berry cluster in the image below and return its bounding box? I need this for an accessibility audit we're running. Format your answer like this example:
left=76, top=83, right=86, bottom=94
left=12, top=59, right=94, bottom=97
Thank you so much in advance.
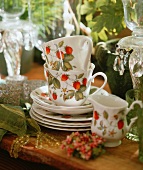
left=56, top=46, right=73, bottom=59
left=61, top=131, right=105, bottom=160
left=73, top=78, right=87, bottom=90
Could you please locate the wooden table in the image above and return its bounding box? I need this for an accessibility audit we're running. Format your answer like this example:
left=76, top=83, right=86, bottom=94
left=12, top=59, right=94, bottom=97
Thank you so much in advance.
left=0, top=62, right=143, bottom=170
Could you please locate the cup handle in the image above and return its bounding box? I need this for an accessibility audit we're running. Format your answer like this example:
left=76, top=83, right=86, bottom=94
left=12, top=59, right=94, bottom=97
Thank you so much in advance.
left=89, top=72, right=107, bottom=95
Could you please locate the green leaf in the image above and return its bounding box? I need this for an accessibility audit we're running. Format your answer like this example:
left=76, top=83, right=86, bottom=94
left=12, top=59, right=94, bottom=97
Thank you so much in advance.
left=98, top=29, right=108, bottom=41
left=75, top=91, right=84, bottom=101
left=100, top=120, right=103, bottom=126
left=102, top=129, right=106, bottom=136
left=0, top=129, right=7, bottom=141
left=103, top=111, right=108, bottom=119
left=79, top=85, right=86, bottom=92
left=58, top=41, right=64, bottom=47
left=63, top=90, right=75, bottom=100
left=63, top=54, right=74, bottom=62
left=0, top=104, right=27, bottom=136
left=48, top=74, right=53, bottom=85
left=53, top=78, right=60, bottom=89
left=52, top=61, right=60, bottom=70
left=77, top=73, right=84, bottom=79
left=63, top=62, right=73, bottom=71
left=80, top=1, right=95, bottom=15
left=26, top=118, right=41, bottom=136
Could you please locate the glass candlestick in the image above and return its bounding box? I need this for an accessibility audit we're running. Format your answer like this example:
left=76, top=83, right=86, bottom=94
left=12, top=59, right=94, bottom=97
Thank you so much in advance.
left=0, top=0, right=37, bottom=76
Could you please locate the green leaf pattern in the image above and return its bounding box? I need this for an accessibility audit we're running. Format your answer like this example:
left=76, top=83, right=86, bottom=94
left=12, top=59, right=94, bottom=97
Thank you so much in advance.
left=47, top=70, right=87, bottom=103
left=46, top=40, right=76, bottom=71
left=94, top=110, right=125, bottom=137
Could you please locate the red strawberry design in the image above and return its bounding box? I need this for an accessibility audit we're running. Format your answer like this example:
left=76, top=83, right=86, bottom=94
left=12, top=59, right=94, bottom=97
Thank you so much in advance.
left=65, top=46, right=73, bottom=54
left=73, top=81, right=81, bottom=90
left=118, top=120, right=124, bottom=129
left=46, top=71, right=49, bottom=77
left=61, top=74, right=68, bottom=81
left=82, top=78, right=87, bottom=86
left=56, top=51, right=64, bottom=59
left=41, top=93, right=48, bottom=97
left=46, top=46, right=50, bottom=54
left=52, top=93, right=57, bottom=100
left=94, top=111, right=99, bottom=120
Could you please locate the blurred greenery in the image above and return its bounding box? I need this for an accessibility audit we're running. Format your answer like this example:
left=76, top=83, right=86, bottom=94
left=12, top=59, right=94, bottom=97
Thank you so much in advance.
left=81, top=0, right=125, bottom=45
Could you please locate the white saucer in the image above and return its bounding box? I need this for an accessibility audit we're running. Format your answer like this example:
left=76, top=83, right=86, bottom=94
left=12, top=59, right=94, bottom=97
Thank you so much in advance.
left=30, top=110, right=90, bottom=131
left=30, top=108, right=91, bottom=127
left=32, top=103, right=92, bottom=122
left=38, top=122, right=91, bottom=131
left=30, top=85, right=109, bottom=114
left=33, top=100, right=93, bottom=115
left=30, top=85, right=93, bottom=108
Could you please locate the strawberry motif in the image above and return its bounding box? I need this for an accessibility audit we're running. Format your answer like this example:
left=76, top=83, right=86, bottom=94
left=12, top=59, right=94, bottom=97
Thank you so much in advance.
left=46, top=46, right=50, bottom=54
left=73, top=81, right=81, bottom=90
left=82, top=78, right=87, bottom=86
left=117, top=120, right=124, bottom=129
left=46, top=71, right=49, bottom=77
left=41, top=93, right=48, bottom=97
left=56, top=50, right=64, bottom=59
left=61, top=74, right=68, bottom=81
left=52, top=93, right=57, bottom=100
left=94, top=111, right=99, bottom=120
left=65, top=46, right=73, bottom=54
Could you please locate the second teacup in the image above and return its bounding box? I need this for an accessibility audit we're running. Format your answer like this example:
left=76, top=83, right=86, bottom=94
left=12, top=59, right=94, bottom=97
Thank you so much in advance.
left=44, top=63, right=107, bottom=106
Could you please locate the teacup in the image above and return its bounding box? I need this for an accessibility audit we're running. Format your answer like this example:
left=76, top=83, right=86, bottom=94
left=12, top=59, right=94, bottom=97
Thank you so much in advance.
left=42, top=35, right=92, bottom=71
left=88, top=94, right=143, bottom=147
left=44, top=63, right=107, bottom=106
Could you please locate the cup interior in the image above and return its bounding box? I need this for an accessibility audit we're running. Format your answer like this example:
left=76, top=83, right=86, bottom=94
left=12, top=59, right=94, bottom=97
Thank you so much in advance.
left=89, top=94, right=128, bottom=108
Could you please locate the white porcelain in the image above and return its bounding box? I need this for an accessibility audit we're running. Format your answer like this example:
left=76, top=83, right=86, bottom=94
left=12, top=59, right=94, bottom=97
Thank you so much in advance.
left=30, top=109, right=90, bottom=131
left=42, top=35, right=93, bottom=71
left=30, top=85, right=92, bottom=108
left=30, top=85, right=109, bottom=115
left=32, top=102, right=92, bottom=121
left=30, top=85, right=109, bottom=108
left=88, top=94, right=143, bottom=147
left=44, top=63, right=107, bottom=106
left=30, top=108, right=91, bottom=127
left=33, top=100, right=93, bottom=115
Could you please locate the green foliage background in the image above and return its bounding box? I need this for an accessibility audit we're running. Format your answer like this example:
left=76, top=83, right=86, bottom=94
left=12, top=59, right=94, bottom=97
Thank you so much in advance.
left=81, top=0, right=125, bottom=45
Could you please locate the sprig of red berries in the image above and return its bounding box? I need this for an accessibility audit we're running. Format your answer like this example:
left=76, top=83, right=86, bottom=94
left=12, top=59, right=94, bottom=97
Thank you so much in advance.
left=61, top=131, right=105, bottom=160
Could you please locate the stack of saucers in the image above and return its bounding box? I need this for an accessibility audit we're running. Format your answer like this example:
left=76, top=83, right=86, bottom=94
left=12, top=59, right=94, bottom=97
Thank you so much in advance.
left=29, top=85, right=109, bottom=131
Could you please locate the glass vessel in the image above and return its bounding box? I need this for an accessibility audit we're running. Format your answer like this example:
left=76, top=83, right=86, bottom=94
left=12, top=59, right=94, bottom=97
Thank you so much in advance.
left=0, top=0, right=37, bottom=76
left=114, top=0, right=143, bottom=89
left=113, top=0, right=143, bottom=142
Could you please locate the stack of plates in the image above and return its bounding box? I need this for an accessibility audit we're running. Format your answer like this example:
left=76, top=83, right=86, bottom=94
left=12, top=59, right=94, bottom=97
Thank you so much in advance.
left=30, top=86, right=109, bottom=131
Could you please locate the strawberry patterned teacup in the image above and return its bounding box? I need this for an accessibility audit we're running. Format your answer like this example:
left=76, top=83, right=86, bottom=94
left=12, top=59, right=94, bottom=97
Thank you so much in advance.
left=88, top=94, right=143, bottom=147
left=44, top=63, right=107, bottom=106
left=42, top=35, right=92, bottom=71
